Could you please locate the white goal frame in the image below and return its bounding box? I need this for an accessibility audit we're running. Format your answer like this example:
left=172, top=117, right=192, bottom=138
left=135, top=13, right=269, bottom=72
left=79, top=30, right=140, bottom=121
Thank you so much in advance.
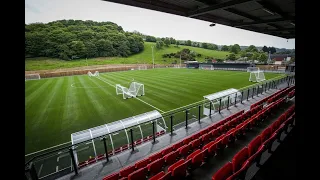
left=138, top=66, right=147, bottom=70
left=249, top=71, right=266, bottom=82
left=88, top=71, right=99, bottom=77
left=199, top=64, right=214, bottom=70
left=116, top=82, right=145, bottom=99
left=25, top=74, right=41, bottom=81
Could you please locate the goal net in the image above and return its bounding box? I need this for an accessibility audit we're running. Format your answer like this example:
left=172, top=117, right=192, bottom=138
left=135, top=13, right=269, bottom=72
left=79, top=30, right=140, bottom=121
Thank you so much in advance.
left=25, top=74, right=40, bottom=81
left=138, top=66, right=147, bottom=70
left=88, top=71, right=99, bottom=77
left=249, top=71, right=266, bottom=82
left=173, top=65, right=180, bottom=68
left=116, top=82, right=145, bottom=99
left=199, top=64, right=214, bottom=70
left=247, top=67, right=259, bottom=72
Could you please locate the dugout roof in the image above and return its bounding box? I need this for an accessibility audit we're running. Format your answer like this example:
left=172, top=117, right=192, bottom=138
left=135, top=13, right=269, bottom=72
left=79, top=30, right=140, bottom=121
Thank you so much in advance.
left=103, top=0, right=295, bottom=39
left=204, top=88, right=239, bottom=101
left=71, top=110, right=163, bottom=145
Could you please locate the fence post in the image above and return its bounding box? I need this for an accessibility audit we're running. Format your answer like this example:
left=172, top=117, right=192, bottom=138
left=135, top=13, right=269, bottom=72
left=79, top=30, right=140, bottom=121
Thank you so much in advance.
left=234, top=93, right=237, bottom=106
left=256, top=86, right=259, bottom=96
left=252, top=87, right=254, bottom=99
left=219, top=98, right=222, bottom=113
left=102, top=137, right=109, bottom=162
left=247, top=89, right=249, bottom=101
left=261, top=84, right=264, bottom=94
left=209, top=102, right=212, bottom=117
left=185, top=109, right=189, bottom=129
left=152, top=121, right=156, bottom=143
left=241, top=91, right=243, bottom=104
left=227, top=96, right=230, bottom=109
left=130, top=129, right=134, bottom=151
left=198, top=105, right=201, bottom=123
left=69, top=148, right=78, bottom=175
left=170, top=115, right=173, bottom=135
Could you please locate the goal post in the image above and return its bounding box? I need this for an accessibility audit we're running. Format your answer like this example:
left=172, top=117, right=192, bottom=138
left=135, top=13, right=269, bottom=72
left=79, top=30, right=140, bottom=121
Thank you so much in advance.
left=88, top=71, right=99, bottom=77
left=249, top=71, right=266, bottom=82
left=138, top=66, right=147, bottom=70
left=199, top=64, right=214, bottom=70
left=116, top=82, right=145, bottom=99
left=25, top=74, right=41, bottom=80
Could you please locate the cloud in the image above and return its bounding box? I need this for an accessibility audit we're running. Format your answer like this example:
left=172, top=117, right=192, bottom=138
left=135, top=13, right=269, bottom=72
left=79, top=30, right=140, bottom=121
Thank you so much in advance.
left=25, top=2, right=41, bottom=14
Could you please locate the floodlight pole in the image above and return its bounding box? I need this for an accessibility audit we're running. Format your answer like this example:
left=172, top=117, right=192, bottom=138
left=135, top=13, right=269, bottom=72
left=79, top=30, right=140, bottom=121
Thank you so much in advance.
left=151, top=46, right=155, bottom=69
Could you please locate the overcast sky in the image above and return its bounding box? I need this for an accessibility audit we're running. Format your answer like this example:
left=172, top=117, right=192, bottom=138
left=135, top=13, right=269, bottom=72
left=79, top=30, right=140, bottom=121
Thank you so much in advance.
left=25, top=0, right=295, bottom=49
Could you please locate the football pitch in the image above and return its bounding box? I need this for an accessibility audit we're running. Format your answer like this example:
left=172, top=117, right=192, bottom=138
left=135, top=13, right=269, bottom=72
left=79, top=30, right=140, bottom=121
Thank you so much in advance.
left=25, top=68, right=282, bottom=155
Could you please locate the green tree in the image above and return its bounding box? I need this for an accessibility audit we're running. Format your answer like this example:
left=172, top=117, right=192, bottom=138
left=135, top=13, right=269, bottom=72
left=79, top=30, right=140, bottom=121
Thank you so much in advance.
left=262, top=46, right=269, bottom=53
left=175, top=41, right=179, bottom=47
left=258, top=53, right=268, bottom=63
left=221, top=45, right=229, bottom=51
left=230, top=44, right=241, bottom=54
left=246, top=45, right=258, bottom=52
left=202, top=43, right=208, bottom=49
left=186, top=40, right=192, bottom=46
left=228, top=53, right=236, bottom=60
left=164, top=38, right=171, bottom=47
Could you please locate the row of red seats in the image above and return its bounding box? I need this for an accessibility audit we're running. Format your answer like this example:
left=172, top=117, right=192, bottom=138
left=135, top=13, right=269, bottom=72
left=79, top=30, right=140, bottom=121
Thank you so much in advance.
left=251, top=85, right=295, bottom=109
left=212, top=103, right=295, bottom=180
left=103, top=87, right=294, bottom=180
left=267, top=85, right=295, bottom=104
left=102, top=110, right=248, bottom=180
left=78, top=130, right=166, bottom=169
left=287, top=89, right=295, bottom=98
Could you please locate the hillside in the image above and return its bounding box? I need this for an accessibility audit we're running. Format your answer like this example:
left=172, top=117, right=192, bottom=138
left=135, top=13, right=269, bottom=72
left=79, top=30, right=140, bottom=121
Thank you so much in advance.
left=25, top=42, right=230, bottom=71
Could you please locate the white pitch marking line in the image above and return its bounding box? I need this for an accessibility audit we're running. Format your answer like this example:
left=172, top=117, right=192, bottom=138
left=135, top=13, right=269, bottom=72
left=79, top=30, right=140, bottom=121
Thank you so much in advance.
left=135, top=97, right=165, bottom=113
left=37, top=164, right=43, bottom=177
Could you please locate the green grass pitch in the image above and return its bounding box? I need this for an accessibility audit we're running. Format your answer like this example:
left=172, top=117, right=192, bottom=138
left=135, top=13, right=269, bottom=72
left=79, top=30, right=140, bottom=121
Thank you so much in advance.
left=25, top=68, right=282, bottom=154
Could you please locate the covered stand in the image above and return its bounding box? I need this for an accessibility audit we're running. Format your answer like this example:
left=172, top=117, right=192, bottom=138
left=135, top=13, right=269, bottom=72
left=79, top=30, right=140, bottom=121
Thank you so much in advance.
left=71, top=110, right=166, bottom=165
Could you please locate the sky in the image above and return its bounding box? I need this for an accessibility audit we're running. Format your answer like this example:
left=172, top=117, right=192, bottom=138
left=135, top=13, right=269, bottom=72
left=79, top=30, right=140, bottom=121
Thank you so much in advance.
left=25, top=0, right=295, bottom=49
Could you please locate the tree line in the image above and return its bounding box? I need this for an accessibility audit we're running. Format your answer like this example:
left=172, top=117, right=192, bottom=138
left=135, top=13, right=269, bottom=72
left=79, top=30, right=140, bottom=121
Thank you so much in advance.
left=25, top=20, right=144, bottom=60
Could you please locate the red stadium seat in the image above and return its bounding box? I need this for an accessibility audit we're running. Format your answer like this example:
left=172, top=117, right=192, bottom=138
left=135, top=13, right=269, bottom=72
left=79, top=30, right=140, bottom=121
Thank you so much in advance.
left=147, top=158, right=164, bottom=176
left=248, top=136, right=261, bottom=156
left=120, top=165, right=136, bottom=178
left=103, top=172, right=119, bottom=180
left=172, top=141, right=184, bottom=150
left=178, top=144, right=191, bottom=158
left=190, top=150, right=204, bottom=169
left=186, top=149, right=201, bottom=161
left=149, top=171, right=165, bottom=180
left=232, top=147, right=249, bottom=172
left=171, top=161, right=187, bottom=178
left=201, top=133, right=211, bottom=145
left=135, top=158, right=149, bottom=169
left=226, top=160, right=250, bottom=180
left=149, top=152, right=163, bottom=162
left=159, top=171, right=171, bottom=180
left=212, top=161, right=233, bottom=180
left=190, top=139, right=201, bottom=150
left=128, top=167, right=147, bottom=180
left=168, top=159, right=185, bottom=173
left=164, top=150, right=179, bottom=166
left=161, top=146, right=173, bottom=156
left=261, top=127, right=271, bottom=143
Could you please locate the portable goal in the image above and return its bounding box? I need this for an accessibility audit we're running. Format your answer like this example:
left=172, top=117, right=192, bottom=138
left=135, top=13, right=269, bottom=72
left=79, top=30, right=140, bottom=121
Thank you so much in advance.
left=249, top=71, right=266, bottom=82
left=116, top=82, right=145, bottom=99
left=199, top=64, right=214, bottom=70
left=138, top=66, right=147, bottom=70
left=88, top=71, right=99, bottom=77
left=25, top=73, right=41, bottom=81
